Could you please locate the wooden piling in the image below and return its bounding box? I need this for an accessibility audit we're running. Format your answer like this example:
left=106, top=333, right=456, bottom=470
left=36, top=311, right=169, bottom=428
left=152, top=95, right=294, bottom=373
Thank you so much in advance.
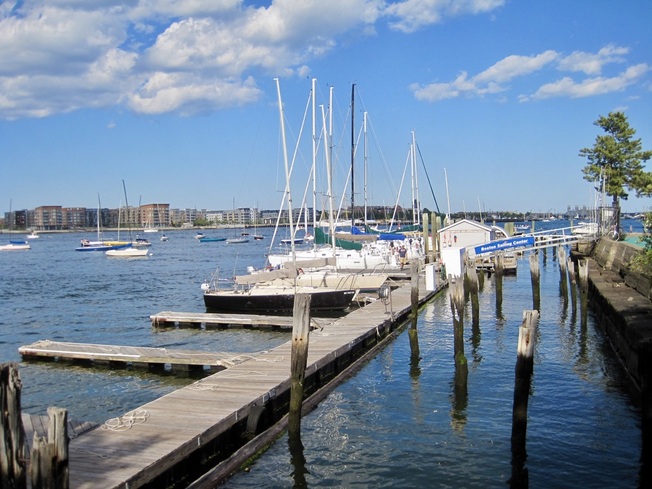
left=529, top=252, right=540, bottom=311
left=511, top=310, right=539, bottom=487
left=409, top=262, right=420, bottom=361
left=495, top=252, right=504, bottom=319
left=288, top=293, right=311, bottom=439
left=450, top=279, right=467, bottom=378
left=463, top=254, right=471, bottom=303
left=568, top=257, right=577, bottom=317
left=450, top=279, right=468, bottom=426
left=558, top=247, right=568, bottom=303
left=422, top=212, right=430, bottom=260
left=0, top=363, right=27, bottom=489
left=477, top=267, right=485, bottom=292
left=466, top=263, right=480, bottom=329
left=30, top=407, right=69, bottom=489
left=578, top=259, right=589, bottom=326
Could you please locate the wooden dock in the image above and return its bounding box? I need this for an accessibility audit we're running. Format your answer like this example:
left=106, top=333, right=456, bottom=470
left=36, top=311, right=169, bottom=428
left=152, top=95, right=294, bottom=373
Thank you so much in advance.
left=149, top=310, right=330, bottom=330
left=57, top=278, right=443, bottom=488
left=18, top=340, right=252, bottom=373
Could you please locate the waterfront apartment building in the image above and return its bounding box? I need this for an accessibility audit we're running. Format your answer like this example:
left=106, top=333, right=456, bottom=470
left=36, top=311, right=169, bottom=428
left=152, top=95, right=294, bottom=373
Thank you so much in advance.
left=5, top=203, right=312, bottom=230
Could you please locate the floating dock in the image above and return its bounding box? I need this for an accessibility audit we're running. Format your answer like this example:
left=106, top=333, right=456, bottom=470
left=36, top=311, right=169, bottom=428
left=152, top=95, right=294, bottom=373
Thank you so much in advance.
left=33, top=278, right=442, bottom=488
left=149, top=310, right=331, bottom=330
left=18, top=340, right=251, bottom=373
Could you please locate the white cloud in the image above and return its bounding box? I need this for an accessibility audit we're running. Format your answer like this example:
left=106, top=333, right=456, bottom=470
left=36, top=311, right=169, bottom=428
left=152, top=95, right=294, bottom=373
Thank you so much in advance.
left=413, top=46, right=648, bottom=103
left=474, top=51, right=559, bottom=83
left=557, top=44, right=629, bottom=75
left=412, top=51, right=557, bottom=102
left=384, top=0, right=505, bottom=33
left=128, top=73, right=261, bottom=115
left=522, top=63, right=649, bottom=101
left=0, top=0, right=386, bottom=119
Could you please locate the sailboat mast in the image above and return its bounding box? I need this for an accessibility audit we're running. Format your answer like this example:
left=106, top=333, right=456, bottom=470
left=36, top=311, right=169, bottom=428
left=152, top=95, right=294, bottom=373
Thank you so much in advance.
left=122, top=180, right=133, bottom=242
left=350, top=83, right=355, bottom=226
left=363, top=111, right=368, bottom=227
left=411, top=131, right=420, bottom=226
left=274, top=78, right=296, bottom=261
left=328, top=86, right=336, bottom=250
left=321, top=104, right=336, bottom=255
left=311, top=77, right=317, bottom=236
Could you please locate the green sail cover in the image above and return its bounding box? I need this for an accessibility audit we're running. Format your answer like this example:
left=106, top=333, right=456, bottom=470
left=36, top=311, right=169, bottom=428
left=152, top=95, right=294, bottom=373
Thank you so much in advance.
left=314, top=227, right=363, bottom=250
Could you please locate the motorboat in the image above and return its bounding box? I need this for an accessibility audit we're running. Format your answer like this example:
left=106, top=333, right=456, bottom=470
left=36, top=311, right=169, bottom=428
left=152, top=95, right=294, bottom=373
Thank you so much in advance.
left=0, top=240, right=31, bottom=251
left=106, top=247, right=149, bottom=257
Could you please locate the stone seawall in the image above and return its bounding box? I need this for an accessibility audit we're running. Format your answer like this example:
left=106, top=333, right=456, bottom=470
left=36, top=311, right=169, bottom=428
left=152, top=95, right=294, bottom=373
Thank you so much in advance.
left=581, top=238, right=652, bottom=394
left=592, top=238, right=652, bottom=299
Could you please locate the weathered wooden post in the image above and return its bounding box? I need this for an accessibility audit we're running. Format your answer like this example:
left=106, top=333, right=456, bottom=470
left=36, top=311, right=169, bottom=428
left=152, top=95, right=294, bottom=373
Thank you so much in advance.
left=409, top=261, right=420, bottom=361
left=477, top=267, right=485, bottom=292
left=422, top=212, right=430, bottom=261
left=450, top=278, right=468, bottom=429
left=510, top=310, right=539, bottom=488
left=1, top=363, right=27, bottom=489
left=463, top=253, right=471, bottom=303
left=495, top=252, right=504, bottom=319
left=450, top=279, right=467, bottom=385
left=466, top=263, right=480, bottom=329
left=557, top=246, right=568, bottom=303
left=578, top=259, right=589, bottom=326
left=288, top=293, right=311, bottom=441
left=431, top=211, right=440, bottom=263
left=30, top=407, right=69, bottom=489
left=529, top=251, right=540, bottom=311
left=567, top=257, right=577, bottom=318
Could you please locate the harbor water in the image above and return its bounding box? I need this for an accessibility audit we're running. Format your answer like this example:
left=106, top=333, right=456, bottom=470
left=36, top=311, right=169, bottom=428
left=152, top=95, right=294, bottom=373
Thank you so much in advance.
left=0, top=221, right=645, bottom=488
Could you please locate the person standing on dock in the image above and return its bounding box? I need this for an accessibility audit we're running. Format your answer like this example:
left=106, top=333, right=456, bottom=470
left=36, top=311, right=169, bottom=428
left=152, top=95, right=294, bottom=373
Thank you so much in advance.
left=399, top=245, right=408, bottom=269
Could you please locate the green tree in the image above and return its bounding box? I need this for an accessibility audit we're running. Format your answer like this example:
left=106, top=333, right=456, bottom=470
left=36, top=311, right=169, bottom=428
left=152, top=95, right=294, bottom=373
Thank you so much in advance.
left=579, top=111, right=652, bottom=234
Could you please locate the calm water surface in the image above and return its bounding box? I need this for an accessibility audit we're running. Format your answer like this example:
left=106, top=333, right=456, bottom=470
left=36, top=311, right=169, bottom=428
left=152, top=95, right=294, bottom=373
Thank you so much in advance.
left=0, top=221, right=644, bottom=488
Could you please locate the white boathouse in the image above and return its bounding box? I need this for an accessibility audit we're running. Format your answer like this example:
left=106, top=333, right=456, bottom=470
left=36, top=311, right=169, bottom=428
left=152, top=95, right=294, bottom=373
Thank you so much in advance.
left=437, top=219, right=511, bottom=278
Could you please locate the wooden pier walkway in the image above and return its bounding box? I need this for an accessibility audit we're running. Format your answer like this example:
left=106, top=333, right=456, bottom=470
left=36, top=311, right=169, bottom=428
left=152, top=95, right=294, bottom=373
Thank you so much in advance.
left=61, top=278, right=442, bottom=488
left=18, top=340, right=252, bottom=372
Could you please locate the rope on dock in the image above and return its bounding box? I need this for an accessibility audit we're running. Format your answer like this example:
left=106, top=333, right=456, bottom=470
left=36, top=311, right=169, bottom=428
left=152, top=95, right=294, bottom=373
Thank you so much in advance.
left=102, top=409, right=150, bottom=431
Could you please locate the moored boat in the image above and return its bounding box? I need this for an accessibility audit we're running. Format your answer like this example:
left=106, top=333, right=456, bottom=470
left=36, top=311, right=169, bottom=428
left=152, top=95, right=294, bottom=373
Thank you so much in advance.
left=106, top=247, right=149, bottom=257
left=203, top=284, right=356, bottom=315
left=226, top=237, right=249, bottom=244
left=198, top=236, right=226, bottom=243
left=0, top=240, right=31, bottom=251
left=76, top=239, right=130, bottom=252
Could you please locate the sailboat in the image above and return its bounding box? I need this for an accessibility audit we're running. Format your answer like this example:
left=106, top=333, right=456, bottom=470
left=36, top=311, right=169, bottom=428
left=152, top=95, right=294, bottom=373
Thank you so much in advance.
left=226, top=198, right=249, bottom=244
left=252, top=204, right=264, bottom=240
left=203, top=79, right=357, bottom=314
left=1, top=200, right=31, bottom=251
left=106, top=181, right=149, bottom=257
left=76, top=196, right=130, bottom=252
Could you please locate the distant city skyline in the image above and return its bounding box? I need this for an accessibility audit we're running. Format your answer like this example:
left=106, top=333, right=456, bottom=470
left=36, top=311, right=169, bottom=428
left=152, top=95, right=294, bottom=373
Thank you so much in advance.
left=1, top=2, right=650, bottom=215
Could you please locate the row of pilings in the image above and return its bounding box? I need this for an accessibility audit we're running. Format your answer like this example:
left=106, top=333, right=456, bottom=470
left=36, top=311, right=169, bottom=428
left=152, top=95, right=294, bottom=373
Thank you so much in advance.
left=447, top=246, right=592, bottom=488
left=279, top=245, right=633, bottom=489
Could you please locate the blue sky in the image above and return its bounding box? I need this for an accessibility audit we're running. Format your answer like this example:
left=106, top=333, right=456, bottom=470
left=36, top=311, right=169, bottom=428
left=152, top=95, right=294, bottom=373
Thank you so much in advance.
left=1, top=0, right=651, bottom=216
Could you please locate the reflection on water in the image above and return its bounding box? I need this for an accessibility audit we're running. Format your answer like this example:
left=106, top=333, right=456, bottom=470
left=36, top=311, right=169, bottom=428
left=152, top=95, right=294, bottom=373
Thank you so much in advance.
left=226, top=248, right=642, bottom=488
left=0, top=224, right=644, bottom=487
